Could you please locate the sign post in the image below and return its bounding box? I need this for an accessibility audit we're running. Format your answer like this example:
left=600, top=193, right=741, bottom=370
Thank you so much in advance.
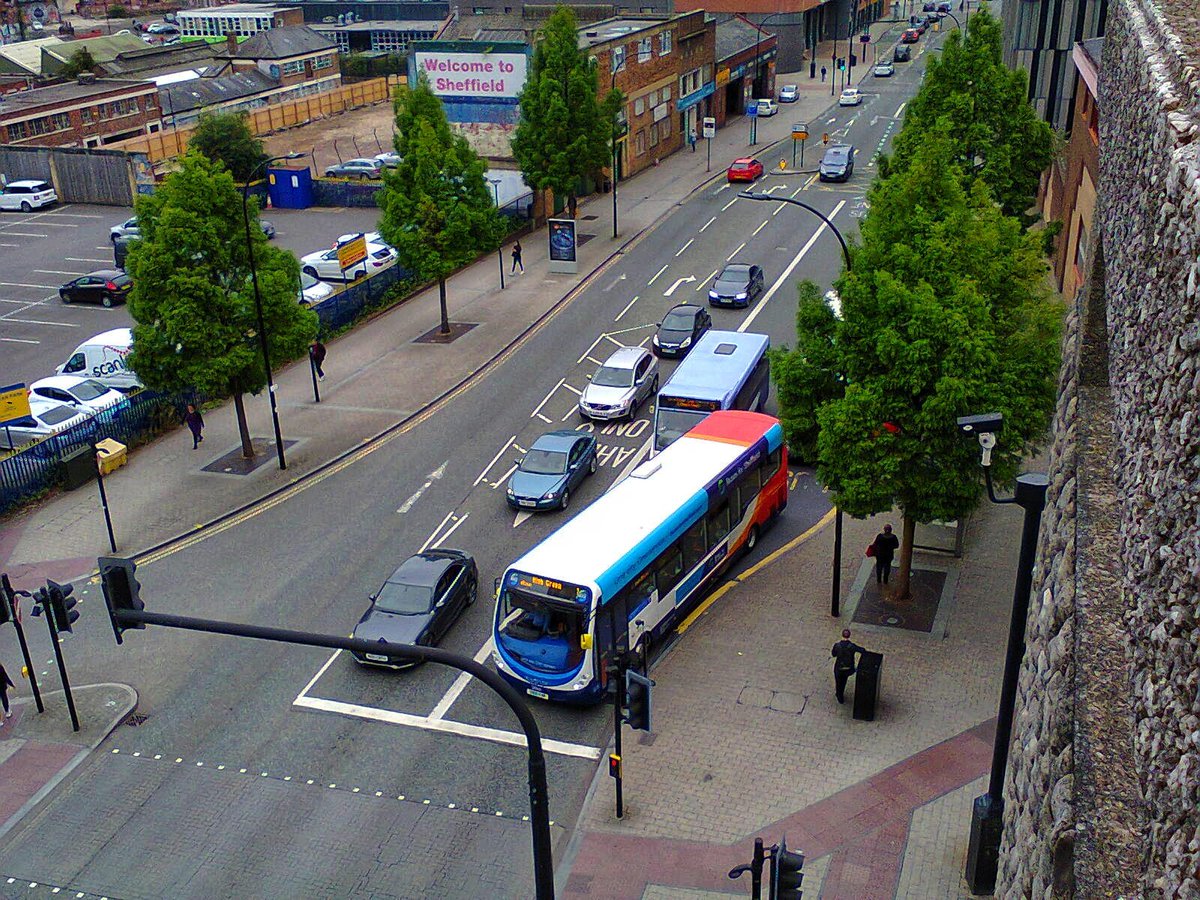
left=747, top=99, right=759, bottom=146
left=792, top=123, right=809, bottom=167
left=702, top=116, right=716, bottom=173
left=336, top=233, right=368, bottom=276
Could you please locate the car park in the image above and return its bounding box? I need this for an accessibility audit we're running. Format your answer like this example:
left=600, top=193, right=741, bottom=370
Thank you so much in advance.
left=653, top=304, right=711, bottom=357
left=901, top=28, right=920, bottom=42
left=819, top=144, right=856, bottom=182
left=726, top=157, right=764, bottom=183
left=839, top=88, right=864, bottom=106
left=779, top=84, right=798, bottom=103
left=506, top=431, right=597, bottom=511
left=0, top=397, right=93, bottom=450
left=324, top=159, right=383, bottom=180
left=146, top=21, right=178, bottom=33
left=893, top=45, right=913, bottom=62
left=59, top=270, right=132, bottom=307
left=874, top=60, right=895, bottom=77
left=29, top=376, right=127, bottom=414
left=708, top=264, right=765, bottom=308
left=753, top=98, right=778, bottom=117
left=299, top=271, right=334, bottom=306
left=300, top=236, right=397, bottom=282
left=350, top=550, right=478, bottom=668
left=578, top=346, right=659, bottom=421
left=0, top=180, right=57, bottom=212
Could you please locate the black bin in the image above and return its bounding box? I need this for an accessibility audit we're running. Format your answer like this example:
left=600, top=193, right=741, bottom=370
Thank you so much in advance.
left=60, top=445, right=96, bottom=491
left=853, top=650, right=883, bottom=721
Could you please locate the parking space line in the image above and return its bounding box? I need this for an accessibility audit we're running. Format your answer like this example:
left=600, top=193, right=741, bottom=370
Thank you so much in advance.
left=0, top=232, right=48, bottom=238
left=560, top=383, right=582, bottom=396
left=428, top=640, right=495, bottom=721
left=431, top=512, right=469, bottom=548
left=0, top=337, right=39, bottom=344
left=0, top=243, right=16, bottom=248
left=613, top=294, right=640, bottom=322
left=66, top=257, right=109, bottom=264
left=535, top=413, right=551, bottom=423
left=420, top=511, right=457, bottom=552
left=0, top=281, right=58, bottom=290
left=0, top=317, right=78, bottom=327
left=895, top=101, right=907, bottom=117
left=34, top=270, right=82, bottom=276
left=675, top=238, right=694, bottom=257
left=474, top=435, right=517, bottom=486
left=295, top=649, right=343, bottom=700
left=530, top=381, right=563, bottom=419
left=561, top=406, right=577, bottom=422
left=490, top=463, right=518, bottom=489
left=727, top=242, right=746, bottom=261
left=647, top=264, right=669, bottom=286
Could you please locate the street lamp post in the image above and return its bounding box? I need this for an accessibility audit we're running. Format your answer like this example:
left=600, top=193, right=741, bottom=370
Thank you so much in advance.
left=488, top=177, right=505, bottom=290
left=241, top=153, right=301, bottom=471
left=610, top=58, right=625, bottom=241
left=739, top=191, right=850, bottom=617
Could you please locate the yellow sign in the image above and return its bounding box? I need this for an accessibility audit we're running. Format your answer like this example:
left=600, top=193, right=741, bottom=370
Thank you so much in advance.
left=0, top=383, right=30, bottom=425
left=779, top=159, right=788, bottom=170
left=793, top=129, right=809, bottom=141
left=336, top=234, right=368, bottom=272
left=716, top=67, right=730, bottom=87
left=822, top=132, right=830, bottom=144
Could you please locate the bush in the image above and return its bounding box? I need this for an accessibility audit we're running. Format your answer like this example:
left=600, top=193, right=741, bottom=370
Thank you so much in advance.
left=107, top=3, right=128, bottom=17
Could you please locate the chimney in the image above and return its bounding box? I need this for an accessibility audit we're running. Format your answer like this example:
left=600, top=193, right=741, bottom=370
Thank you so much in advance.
left=225, top=32, right=238, bottom=56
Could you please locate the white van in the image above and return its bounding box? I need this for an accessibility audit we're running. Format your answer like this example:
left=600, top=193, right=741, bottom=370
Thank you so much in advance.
left=56, top=328, right=143, bottom=392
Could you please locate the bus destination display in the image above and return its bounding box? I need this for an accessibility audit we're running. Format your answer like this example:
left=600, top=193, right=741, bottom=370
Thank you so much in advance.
left=660, top=396, right=721, bottom=412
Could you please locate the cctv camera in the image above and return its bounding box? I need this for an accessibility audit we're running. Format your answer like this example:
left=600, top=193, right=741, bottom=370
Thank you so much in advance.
left=956, top=412, right=1003, bottom=435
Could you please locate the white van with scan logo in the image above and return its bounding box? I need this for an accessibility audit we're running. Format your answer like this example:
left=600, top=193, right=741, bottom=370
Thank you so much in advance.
left=56, top=328, right=143, bottom=392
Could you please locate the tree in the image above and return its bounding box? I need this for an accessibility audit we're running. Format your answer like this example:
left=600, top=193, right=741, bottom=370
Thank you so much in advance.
left=107, top=4, right=128, bottom=18
left=511, top=4, right=621, bottom=217
left=813, top=131, right=1062, bottom=599
left=125, top=152, right=317, bottom=458
left=884, top=7, right=1052, bottom=220
left=377, top=74, right=505, bottom=335
left=188, top=111, right=268, bottom=184
left=60, top=48, right=97, bottom=79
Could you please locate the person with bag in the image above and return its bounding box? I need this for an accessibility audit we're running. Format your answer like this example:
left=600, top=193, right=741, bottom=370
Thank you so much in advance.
left=870, top=523, right=900, bottom=586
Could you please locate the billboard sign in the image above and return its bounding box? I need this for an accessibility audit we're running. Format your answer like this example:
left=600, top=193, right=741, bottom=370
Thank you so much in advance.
left=337, top=234, right=368, bottom=272
left=547, top=218, right=577, bottom=274
left=0, top=383, right=30, bottom=426
left=413, top=51, right=528, bottom=100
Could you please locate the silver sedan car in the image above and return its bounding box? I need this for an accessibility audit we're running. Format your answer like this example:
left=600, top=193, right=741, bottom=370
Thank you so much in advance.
left=578, top=346, right=659, bottom=421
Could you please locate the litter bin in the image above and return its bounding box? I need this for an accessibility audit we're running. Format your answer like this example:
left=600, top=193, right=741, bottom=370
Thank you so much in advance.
left=95, top=437, right=127, bottom=475
left=853, top=650, right=883, bottom=721
left=60, top=444, right=96, bottom=490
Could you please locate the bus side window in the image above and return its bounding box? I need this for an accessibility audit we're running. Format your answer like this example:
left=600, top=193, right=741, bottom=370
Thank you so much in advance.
left=653, top=546, right=685, bottom=597
left=735, top=357, right=770, bottom=410
left=622, top=569, right=655, bottom=616
left=761, top=447, right=782, bottom=482
left=707, top=502, right=731, bottom=546
left=739, top=466, right=761, bottom=514
left=681, top=517, right=707, bottom=571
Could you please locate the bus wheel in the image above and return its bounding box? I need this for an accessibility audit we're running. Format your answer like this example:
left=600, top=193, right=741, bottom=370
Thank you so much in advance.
left=746, top=525, right=760, bottom=552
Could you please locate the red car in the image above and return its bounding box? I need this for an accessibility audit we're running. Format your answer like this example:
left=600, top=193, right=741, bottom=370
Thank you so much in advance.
left=901, top=28, right=920, bottom=43
left=727, top=157, right=764, bottom=183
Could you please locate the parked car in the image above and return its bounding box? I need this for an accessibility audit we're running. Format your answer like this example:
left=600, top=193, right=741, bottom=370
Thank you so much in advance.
left=0, top=179, right=57, bottom=212
left=578, top=346, right=659, bottom=421
left=0, top=397, right=93, bottom=450
left=324, top=158, right=383, bottom=180
left=350, top=550, right=478, bottom=668
left=727, top=157, right=764, bottom=183
left=299, top=271, right=335, bottom=306
left=839, top=88, right=864, bottom=107
left=146, top=21, right=178, bottom=33
left=778, top=84, right=799, bottom=103
left=874, top=60, right=895, bottom=77
left=300, top=237, right=397, bottom=282
left=374, top=151, right=402, bottom=168
left=29, top=376, right=127, bottom=414
left=708, top=264, right=765, bottom=308
left=56, top=328, right=141, bottom=391
left=819, top=144, right=856, bottom=182
left=59, top=270, right=132, bottom=307
left=893, top=45, right=913, bottom=62
left=506, top=431, right=598, bottom=511
left=653, top=303, right=711, bottom=357
left=259, top=219, right=277, bottom=239
left=753, top=98, right=778, bottom=117
left=112, top=216, right=272, bottom=242
left=901, top=28, right=921, bottom=43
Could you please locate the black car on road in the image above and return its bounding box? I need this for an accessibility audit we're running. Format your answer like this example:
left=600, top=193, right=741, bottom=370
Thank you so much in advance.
left=350, top=550, right=478, bottom=668
left=708, top=264, right=765, bottom=308
left=59, top=270, right=132, bottom=307
left=653, top=303, right=712, bottom=357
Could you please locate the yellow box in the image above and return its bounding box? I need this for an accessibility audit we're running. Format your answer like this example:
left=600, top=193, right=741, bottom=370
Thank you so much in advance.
left=95, top=438, right=127, bottom=475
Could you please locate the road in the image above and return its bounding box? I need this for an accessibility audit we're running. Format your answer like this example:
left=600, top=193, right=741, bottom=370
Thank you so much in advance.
left=0, top=47, right=929, bottom=899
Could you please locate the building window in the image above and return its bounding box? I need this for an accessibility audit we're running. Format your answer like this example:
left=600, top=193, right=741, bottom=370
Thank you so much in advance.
left=638, top=37, right=652, bottom=63
left=611, top=45, right=625, bottom=72
left=282, top=59, right=306, bottom=76
left=659, top=30, right=672, bottom=55
left=100, top=98, right=140, bottom=120
left=635, top=128, right=646, bottom=155
left=634, top=96, right=645, bottom=116
left=659, top=115, right=670, bottom=137
left=649, top=122, right=659, bottom=147
left=313, top=54, right=334, bottom=70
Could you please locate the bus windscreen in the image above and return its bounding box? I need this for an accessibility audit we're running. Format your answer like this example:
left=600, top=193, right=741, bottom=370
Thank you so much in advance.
left=654, top=406, right=710, bottom=450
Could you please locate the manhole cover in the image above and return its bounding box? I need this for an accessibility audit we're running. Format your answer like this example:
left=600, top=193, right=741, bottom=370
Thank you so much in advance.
left=581, top=214, right=599, bottom=221
left=577, top=233, right=596, bottom=246
left=201, top=439, right=298, bottom=475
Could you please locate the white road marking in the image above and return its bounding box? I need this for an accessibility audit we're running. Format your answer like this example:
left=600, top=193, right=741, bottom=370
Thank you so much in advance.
left=0, top=337, right=38, bottom=344
left=295, top=649, right=343, bottom=700
left=0, top=232, right=48, bottom=238
left=293, top=695, right=602, bottom=759
left=764, top=184, right=786, bottom=195
left=603, top=273, right=627, bottom=292
left=33, top=270, right=82, bottom=276
left=0, top=282, right=57, bottom=290
left=396, top=461, right=447, bottom=514
left=65, top=257, right=109, bottom=263
left=647, top=264, right=669, bottom=286
left=727, top=242, right=746, bottom=261
left=663, top=276, right=696, bottom=297
left=432, top=512, right=469, bottom=548
left=0, top=243, right=18, bottom=248
left=474, top=435, right=517, bottom=486
left=699, top=216, right=717, bottom=233
left=420, top=510, right=457, bottom=552
left=0, top=317, right=78, bottom=327
left=613, top=294, right=640, bottom=322
left=490, top=463, right=518, bottom=489
left=715, top=183, right=730, bottom=194
left=895, top=101, right=907, bottom=117
left=429, top=640, right=496, bottom=720
left=697, top=268, right=719, bottom=291
left=739, top=199, right=847, bottom=333
left=721, top=196, right=739, bottom=211
left=561, top=406, right=577, bottom=422
left=535, top=413, right=551, bottom=423
left=560, top=382, right=582, bottom=396
left=772, top=204, right=787, bottom=216
left=530, top=380, right=564, bottom=419
left=752, top=220, right=769, bottom=236
left=675, top=239, right=694, bottom=257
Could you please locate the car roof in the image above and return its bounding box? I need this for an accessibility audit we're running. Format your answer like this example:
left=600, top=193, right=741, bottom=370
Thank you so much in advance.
left=732, top=157, right=755, bottom=165
left=84, top=269, right=125, bottom=279
left=27, top=396, right=81, bottom=415
left=5, top=180, right=49, bottom=189
left=601, top=345, right=648, bottom=369
left=720, top=264, right=752, bottom=275
left=31, top=375, right=106, bottom=391
left=825, top=144, right=852, bottom=156
left=665, top=303, right=704, bottom=317
left=387, top=551, right=460, bottom=587
left=530, top=430, right=586, bottom=452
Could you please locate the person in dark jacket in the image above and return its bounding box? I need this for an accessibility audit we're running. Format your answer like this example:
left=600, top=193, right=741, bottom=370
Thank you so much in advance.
left=0, top=661, right=14, bottom=721
left=184, top=404, right=204, bottom=449
left=309, top=339, right=327, bottom=381
left=511, top=240, right=524, bottom=274
left=831, top=629, right=865, bottom=704
left=871, top=523, right=900, bottom=586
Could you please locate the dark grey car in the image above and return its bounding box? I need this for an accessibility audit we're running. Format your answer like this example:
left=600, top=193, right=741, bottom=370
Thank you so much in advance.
left=708, top=264, right=765, bottom=308
left=819, top=144, right=855, bottom=183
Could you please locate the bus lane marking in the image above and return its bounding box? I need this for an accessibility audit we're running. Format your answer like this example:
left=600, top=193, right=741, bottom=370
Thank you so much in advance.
left=727, top=242, right=746, bottom=261
left=396, top=461, right=447, bottom=514
left=697, top=268, right=719, bottom=292
left=675, top=239, right=694, bottom=257
left=721, top=196, right=739, bottom=212
left=752, top=220, right=770, bottom=236
left=699, top=216, right=717, bottom=233
left=530, top=380, right=564, bottom=419
left=431, top=512, right=470, bottom=548
left=474, top=435, right=518, bottom=486
left=419, top=511, right=458, bottom=552
left=490, top=463, right=518, bottom=490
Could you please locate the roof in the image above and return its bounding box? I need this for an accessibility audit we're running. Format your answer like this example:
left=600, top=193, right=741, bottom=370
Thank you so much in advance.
left=1079, top=37, right=1104, bottom=68
left=715, top=14, right=771, bottom=62
left=81, top=328, right=133, bottom=347
left=231, top=25, right=336, bottom=59
left=100, top=41, right=218, bottom=77
left=0, top=78, right=154, bottom=114
left=578, top=15, right=672, bottom=47
left=310, top=19, right=444, bottom=34
left=178, top=3, right=297, bottom=15
left=660, top=330, right=769, bottom=400
left=161, top=69, right=279, bottom=114
left=0, top=37, right=65, bottom=76
left=42, top=33, right=149, bottom=66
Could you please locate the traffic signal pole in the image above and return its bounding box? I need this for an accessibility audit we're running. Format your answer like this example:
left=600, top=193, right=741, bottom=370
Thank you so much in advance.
left=611, top=663, right=624, bottom=819
left=37, top=586, right=80, bottom=732
left=1, top=574, right=44, bottom=713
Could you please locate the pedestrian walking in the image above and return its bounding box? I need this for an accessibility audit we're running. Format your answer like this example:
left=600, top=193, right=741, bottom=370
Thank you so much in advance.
left=309, top=339, right=327, bottom=381
left=689, top=128, right=698, bottom=152
left=831, top=629, right=865, bottom=704
left=821, top=65, right=827, bottom=83
left=184, top=403, right=204, bottom=450
left=870, top=523, right=900, bottom=586
left=511, top=240, right=524, bottom=274
left=0, top=661, right=14, bottom=722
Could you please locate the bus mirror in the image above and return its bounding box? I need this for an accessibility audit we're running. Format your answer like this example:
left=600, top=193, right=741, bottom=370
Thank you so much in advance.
left=493, top=577, right=501, bottom=598
left=580, top=633, right=593, bottom=650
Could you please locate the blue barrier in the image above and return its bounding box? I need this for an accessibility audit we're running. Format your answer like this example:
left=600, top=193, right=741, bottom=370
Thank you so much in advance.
left=310, top=263, right=413, bottom=332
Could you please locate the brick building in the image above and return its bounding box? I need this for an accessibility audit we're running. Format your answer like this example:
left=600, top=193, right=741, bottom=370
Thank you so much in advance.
left=217, top=25, right=341, bottom=93
left=712, top=14, right=775, bottom=126
left=176, top=3, right=305, bottom=39
left=0, top=76, right=162, bottom=147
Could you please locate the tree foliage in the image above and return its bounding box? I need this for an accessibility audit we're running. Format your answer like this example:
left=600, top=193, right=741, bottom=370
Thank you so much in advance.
left=60, top=48, right=97, bottom=79
left=511, top=4, right=621, bottom=213
left=188, top=111, right=268, bottom=184
left=885, top=6, right=1052, bottom=220
left=126, top=152, right=317, bottom=455
left=378, top=74, right=505, bottom=333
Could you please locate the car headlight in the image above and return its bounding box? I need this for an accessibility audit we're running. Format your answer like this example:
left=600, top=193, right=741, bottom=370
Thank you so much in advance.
left=652, top=333, right=660, bottom=345
left=506, top=486, right=515, bottom=497
left=680, top=336, right=692, bottom=348
left=736, top=292, right=748, bottom=300
left=709, top=290, right=719, bottom=299
left=545, top=491, right=558, bottom=500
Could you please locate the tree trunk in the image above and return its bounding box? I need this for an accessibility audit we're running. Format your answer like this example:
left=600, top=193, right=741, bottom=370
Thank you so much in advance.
left=232, top=392, right=254, bottom=459
left=438, top=277, right=450, bottom=335
left=890, top=514, right=917, bottom=601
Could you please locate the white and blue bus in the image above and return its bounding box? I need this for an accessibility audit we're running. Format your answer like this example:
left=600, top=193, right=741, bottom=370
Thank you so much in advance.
left=652, top=330, right=771, bottom=452
left=492, top=410, right=789, bottom=703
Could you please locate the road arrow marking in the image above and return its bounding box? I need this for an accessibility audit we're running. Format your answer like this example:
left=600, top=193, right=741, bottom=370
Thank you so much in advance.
left=603, top=273, right=627, bottom=292
left=397, top=461, right=448, bottom=513
left=664, top=275, right=696, bottom=296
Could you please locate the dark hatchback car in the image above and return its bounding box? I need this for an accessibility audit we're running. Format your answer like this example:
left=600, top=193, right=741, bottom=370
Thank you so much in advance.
left=709, top=264, right=765, bottom=308
left=819, top=144, right=856, bottom=183
left=506, top=431, right=597, bottom=511
left=653, top=303, right=712, bottom=357
left=59, top=270, right=132, bottom=307
left=893, top=44, right=912, bottom=62
left=350, top=550, right=478, bottom=668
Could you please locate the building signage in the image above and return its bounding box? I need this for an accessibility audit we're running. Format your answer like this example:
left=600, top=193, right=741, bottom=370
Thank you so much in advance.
left=677, top=81, right=715, bottom=113
left=413, top=51, right=528, bottom=99
left=716, top=67, right=730, bottom=86
left=0, top=383, right=30, bottom=425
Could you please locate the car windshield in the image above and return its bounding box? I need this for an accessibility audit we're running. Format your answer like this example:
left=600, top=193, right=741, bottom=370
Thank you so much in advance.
left=73, top=380, right=109, bottom=401
left=375, top=580, right=434, bottom=615
left=655, top=407, right=708, bottom=450
left=663, top=310, right=696, bottom=329
left=717, top=267, right=750, bottom=289
left=38, top=406, right=79, bottom=426
left=112, top=274, right=131, bottom=287
left=732, top=162, right=751, bottom=170
left=521, top=448, right=567, bottom=476
left=592, top=365, right=633, bottom=388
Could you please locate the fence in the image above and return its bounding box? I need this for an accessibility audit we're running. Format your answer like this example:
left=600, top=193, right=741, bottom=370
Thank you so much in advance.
left=310, top=263, right=411, bottom=333
left=0, top=145, right=140, bottom=205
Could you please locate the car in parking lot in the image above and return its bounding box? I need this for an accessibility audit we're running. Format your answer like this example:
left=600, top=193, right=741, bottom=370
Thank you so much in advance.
left=893, top=45, right=912, bottom=62
left=819, top=144, right=856, bottom=182
left=578, top=346, right=659, bottom=421
left=874, top=60, right=895, bottom=77
left=727, top=157, right=764, bottom=183
left=146, top=21, right=178, bottom=33
left=708, top=264, right=765, bottom=308
left=300, top=235, right=397, bottom=282
left=350, top=550, right=478, bottom=668
left=506, top=431, right=597, bottom=511
left=779, top=84, right=798, bottom=103
left=29, top=376, right=127, bottom=414
left=839, top=88, right=864, bottom=106
left=299, top=271, right=335, bottom=306
left=374, top=151, right=402, bottom=168
left=753, top=98, right=778, bottom=117
left=0, top=179, right=57, bottom=212
left=111, top=215, right=274, bottom=242
left=59, top=270, right=132, bottom=307
left=0, top=397, right=93, bottom=450
left=653, top=303, right=711, bottom=357
left=324, top=158, right=383, bottom=180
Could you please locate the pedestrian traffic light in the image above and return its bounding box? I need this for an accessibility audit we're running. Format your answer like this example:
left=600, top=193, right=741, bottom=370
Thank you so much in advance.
left=45, top=579, right=78, bottom=634
left=624, top=669, right=652, bottom=732
left=608, top=753, right=621, bottom=779
left=772, top=837, right=805, bottom=899
left=837, top=57, right=845, bottom=71
left=0, top=574, right=15, bottom=626
left=99, top=556, right=143, bottom=644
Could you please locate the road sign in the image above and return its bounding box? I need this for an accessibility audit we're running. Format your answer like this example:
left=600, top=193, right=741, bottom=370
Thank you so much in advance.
left=0, top=384, right=30, bottom=425
left=747, top=100, right=759, bottom=118
left=702, top=116, right=716, bottom=139
left=336, top=233, right=368, bottom=272
left=792, top=123, right=809, bottom=140
left=822, top=132, right=830, bottom=144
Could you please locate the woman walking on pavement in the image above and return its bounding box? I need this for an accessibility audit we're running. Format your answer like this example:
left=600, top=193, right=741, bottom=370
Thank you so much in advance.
left=511, top=240, right=524, bottom=274
left=184, top=403, right=204, bottom=449
left=0, top=660, right=14, bottom=722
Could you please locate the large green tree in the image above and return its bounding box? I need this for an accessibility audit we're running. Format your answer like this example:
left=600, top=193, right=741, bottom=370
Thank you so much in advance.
left=188, top=111, right=267, bottom=184
left=884, top=6, right=1052, bottom=220
left=801, top=132, right=1062, bottom=599
left=126, top=152, right=317, bottom=457
left=511, top=4, right=621, bottom=217
left=378, top=74, right=505, bottom=334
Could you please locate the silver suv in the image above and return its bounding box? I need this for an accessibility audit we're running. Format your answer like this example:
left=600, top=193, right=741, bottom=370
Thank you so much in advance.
left=578, top=346, right=659, bottom=421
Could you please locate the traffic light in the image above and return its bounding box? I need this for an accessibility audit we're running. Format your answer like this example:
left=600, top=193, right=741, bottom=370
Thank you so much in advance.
left=99, top=556, right=143, bottom=644
left=0, top=573, right=15, bottom=626
left=45, top=579, right=78, bottom=634
left=624, top=669, right=652, bottom=732
left=772, top=837, right=805, bottom=899
left=837, top=57, right=845, bottom=71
